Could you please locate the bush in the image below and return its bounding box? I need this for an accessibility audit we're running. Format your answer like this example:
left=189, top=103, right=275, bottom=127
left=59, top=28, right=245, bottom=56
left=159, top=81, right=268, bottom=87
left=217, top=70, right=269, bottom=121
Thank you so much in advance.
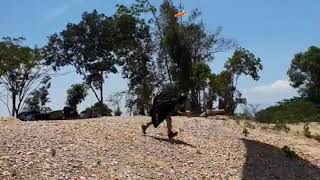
left=243, top=127, right=249, bottom=137
left=281, top=146, right=298, bottom=159
left=256, top=97, right=320, bottom=123
left=81, top=102, right=112, bottom=118
left=303, top=123, right=312, bottom=138
left=114, top=107, right=122, bottom=116
left=273, top=121, right=290, bottom=133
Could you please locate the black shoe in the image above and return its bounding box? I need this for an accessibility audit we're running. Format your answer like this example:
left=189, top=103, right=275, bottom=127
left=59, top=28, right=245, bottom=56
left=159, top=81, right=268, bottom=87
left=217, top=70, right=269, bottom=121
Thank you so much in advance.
left=141, top=125, right=147, bottom=135
left=168, top=131, right=178, bottom=139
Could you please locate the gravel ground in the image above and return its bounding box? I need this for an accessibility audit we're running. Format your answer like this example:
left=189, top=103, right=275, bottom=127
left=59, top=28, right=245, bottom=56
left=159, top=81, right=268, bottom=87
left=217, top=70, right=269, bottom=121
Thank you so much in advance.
left=0, top=116, right=319, bottom=180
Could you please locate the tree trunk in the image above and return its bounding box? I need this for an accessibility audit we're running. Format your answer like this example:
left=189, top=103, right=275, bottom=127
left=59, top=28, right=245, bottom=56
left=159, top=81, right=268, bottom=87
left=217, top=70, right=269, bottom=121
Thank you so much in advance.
left=191, top=89, right=201, bottom=113
left=12, top=92, right=16, bottom=117
left=100, top=85, right=103, bottom=104
left=99, top=71, right=104, bottom=104
left=138, top=104, right=146, bottom=115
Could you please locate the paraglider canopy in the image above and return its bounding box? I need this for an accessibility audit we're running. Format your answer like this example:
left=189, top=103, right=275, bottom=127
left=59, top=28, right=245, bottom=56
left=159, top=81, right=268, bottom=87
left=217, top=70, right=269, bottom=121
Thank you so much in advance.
left=174, top=11, right=187, bottom=18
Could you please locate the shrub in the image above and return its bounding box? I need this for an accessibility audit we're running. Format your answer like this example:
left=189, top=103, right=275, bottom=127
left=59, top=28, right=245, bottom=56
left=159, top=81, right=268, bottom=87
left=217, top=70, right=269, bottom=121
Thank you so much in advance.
left=114, top=107, right=122, bottom=116
left=273, top=121, right=290, bottom=133
left=303, top=123, right=312, bottom=138
left=81, top=102, right=112, bottom=118
left=281, top=146, right=298, bottom=159
left=243, top=127, right=249, bottom=137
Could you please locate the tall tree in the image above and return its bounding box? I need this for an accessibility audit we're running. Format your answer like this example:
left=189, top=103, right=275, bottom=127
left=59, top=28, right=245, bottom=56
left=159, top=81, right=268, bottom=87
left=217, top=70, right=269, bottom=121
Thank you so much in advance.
left=114, top=5, right=158, bottom=115
left=159, top=2, right=235, bottom=111
left=191, top=61, right=212, bottom=109
left=0, top=37, right=50, bottom=116
left=288, top=46, right=320, bottom=102
left=117, top=0, right=235, bottom=112
left=44, top=10, right=119, bottom=104
left=222, top=47, right=263, bottom=114
left=108, top=92, right=124, bottom=115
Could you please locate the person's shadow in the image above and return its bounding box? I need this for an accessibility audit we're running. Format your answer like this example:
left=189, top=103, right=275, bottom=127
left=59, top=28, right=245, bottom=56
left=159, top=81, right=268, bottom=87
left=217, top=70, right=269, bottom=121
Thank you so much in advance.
left=241, top=138, right=320, bottom=180
left=146, top=135, right=196, bottom=148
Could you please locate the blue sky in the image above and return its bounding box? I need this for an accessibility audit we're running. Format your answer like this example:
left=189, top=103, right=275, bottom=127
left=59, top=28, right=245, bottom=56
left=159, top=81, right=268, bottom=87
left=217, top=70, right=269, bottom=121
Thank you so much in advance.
left=0, top=0, right=319, bottom=116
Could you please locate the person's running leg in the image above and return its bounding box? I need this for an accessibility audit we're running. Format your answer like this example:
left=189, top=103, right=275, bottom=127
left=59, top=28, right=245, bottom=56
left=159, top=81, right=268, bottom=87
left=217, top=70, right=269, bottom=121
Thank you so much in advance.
left=141, top=121, right=153, bottom=134
left=166, top=115, right=178, bottom=139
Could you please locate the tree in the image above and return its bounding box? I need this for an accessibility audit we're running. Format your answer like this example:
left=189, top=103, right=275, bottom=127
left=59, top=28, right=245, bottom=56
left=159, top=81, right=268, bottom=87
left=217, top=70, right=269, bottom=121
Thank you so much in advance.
left=248, top=104, right=261, bottom=118
left=114, top=5, right=158, bottom=115
left=44, top=10, right=119, bottom=104
left=214, top=47, right=263, bottom=114
left=288, top=46, right=320, bottom=102
left=157, top=1, right=235, bottom=111
left=191, top=61, right=212, bottom=110
left=0, top=37, right=50, bottom=116
left=115, top=1, right=235, bottom=112
left=108, top=92, right=125, bottom=116
left=24, top=82, right=51, bottom=113
left=225, top=47, right=263, bottom=87
left=126, top=84, right=154, bottom=115
left=66, top=83, right=88, bottom=108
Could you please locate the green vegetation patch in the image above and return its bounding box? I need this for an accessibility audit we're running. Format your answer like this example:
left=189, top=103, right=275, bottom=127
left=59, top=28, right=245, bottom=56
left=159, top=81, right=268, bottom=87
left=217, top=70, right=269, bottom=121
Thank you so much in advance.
left=256, top=98, right=320, bottom=123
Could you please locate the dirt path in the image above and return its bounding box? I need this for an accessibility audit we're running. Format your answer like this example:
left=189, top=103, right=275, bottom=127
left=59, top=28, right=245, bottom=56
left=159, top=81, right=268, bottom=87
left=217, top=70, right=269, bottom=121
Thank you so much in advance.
left=0, top=116, right=319, bottom=179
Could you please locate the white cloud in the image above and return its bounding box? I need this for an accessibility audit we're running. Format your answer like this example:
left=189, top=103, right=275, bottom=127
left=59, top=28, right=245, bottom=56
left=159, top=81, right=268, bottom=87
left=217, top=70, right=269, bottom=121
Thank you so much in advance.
left=241, top=80, right=298, bottom=107
left=44, top=5, right=69, bottom=21
left=44, top=0, right=85, bottom=21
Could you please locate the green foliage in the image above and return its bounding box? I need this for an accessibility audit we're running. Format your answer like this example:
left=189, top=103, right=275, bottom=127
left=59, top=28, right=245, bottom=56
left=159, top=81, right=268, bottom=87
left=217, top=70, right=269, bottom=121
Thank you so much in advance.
left=256, top=97, right=320, bottom=123
left=208, top=48, right=263, bottom=115
left=281, top=146, right=298, bottom=159
left=44, top=10, right=138, bottom=103
left=221, top=48, right=263, bottom=114
left=24, top=83, right=51, bottom=113
left=209, top=70, right=232, bottom=98
left=191, top=62, right=211, bottom=89
left=66, top=84, right=88, bottom=108
left=116, top=7, right=158, bottom=115
left=288, top=46, right=320, bottom=101
left=0, top=37, right=50, bottom=116
left=81, top=102, right=112, bottom=118
left=225, top=47, right=263, bottom=82
left=155, top=1, right=234, bottom=111
left=273, top=121, right=290, bottom=133
left=126, top=84, right=154, bottom=115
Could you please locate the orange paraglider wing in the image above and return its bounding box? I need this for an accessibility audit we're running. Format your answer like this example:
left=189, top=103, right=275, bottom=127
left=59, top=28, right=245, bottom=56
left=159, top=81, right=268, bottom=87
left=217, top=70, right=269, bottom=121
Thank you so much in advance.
left=174, top=11, right=187, bottom=17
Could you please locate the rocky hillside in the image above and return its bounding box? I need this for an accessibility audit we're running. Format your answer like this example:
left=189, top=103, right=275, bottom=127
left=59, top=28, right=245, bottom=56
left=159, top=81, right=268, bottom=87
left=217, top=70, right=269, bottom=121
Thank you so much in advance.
left=0, top=116, right=319, bottom=179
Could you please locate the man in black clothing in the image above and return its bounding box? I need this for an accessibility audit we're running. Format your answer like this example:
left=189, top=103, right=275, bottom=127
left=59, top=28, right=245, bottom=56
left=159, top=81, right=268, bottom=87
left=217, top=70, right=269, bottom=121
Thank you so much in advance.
left=141, top=89, right=188, bottom=139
